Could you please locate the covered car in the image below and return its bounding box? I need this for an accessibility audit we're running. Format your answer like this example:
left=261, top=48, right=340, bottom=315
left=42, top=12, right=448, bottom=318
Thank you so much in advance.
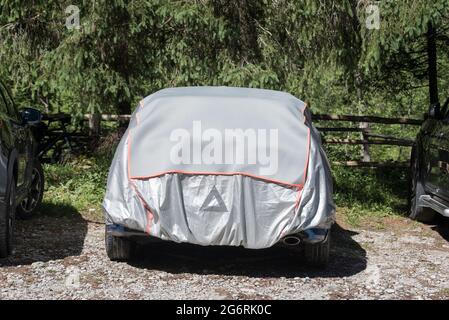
left=103, top=87, right=335, bottom=266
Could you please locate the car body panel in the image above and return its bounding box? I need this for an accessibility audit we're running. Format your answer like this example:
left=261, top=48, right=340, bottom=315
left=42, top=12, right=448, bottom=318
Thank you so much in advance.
left=0, top=97, right=11, bottom=204
left=432, top=120, right=449, bottom=200
left=0, top=81, right=39, bottom=211
left=418, top=108, right=449, bottom=205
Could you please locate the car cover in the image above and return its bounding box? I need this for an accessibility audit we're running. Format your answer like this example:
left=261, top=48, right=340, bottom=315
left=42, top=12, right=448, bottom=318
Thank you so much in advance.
left=103, top=87, right=335, bottom=249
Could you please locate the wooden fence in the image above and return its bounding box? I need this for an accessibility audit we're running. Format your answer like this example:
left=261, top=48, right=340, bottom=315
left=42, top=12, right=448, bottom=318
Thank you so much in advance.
left=53, top=113, right=423, bottom=168
left=312, top=114, right=422, bottom=168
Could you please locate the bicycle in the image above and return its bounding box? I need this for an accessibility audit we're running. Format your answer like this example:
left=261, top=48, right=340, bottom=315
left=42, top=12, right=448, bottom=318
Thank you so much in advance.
left=32, top=113, right=76, bottom=164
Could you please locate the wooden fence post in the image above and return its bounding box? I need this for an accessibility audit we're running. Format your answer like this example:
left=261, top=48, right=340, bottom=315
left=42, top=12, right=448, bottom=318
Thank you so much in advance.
left=360, top=122, right=371, bottom=162
left=88, top=113, right=101, bottom=137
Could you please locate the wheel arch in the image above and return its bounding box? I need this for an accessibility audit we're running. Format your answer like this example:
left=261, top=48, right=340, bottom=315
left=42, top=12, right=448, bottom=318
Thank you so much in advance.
left=411, top=139, right=425, bottom=181
left=0, top=148, right=17, bottom=212
left=7, top=149, right=18, bottom=191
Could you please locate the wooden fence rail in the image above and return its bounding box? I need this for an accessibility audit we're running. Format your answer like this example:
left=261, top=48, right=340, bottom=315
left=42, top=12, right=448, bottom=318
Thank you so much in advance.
left=322, top=138, right=415, bottom=147
left=83, top=114, right=132, bottom=121
left=311, top=114, right=423, bottom=125
left=310, top=114, right=420, bottom=167
left=331, top=161, right=410, bottom=168
left=81, top=113, right=424, bottom=125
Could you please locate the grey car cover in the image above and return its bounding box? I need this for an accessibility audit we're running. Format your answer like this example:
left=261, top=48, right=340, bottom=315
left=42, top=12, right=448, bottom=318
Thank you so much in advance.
left=103, top=87, right=335, bottom=249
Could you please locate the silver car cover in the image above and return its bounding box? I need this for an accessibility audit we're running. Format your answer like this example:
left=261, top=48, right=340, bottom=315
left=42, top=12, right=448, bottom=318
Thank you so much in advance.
left=103, top=87, right=335, bottom=249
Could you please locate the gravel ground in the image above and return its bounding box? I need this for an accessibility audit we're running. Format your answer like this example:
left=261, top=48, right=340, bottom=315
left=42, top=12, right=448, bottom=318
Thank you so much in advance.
left=1, top=212, right=449, bottom=300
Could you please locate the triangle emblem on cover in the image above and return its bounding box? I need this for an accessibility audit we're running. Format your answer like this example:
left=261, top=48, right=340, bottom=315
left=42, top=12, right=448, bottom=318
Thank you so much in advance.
left=200, top=186, right=228, bottom=213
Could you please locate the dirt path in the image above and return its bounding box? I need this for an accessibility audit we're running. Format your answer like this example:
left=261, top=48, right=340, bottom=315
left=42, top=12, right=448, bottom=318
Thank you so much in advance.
left=1, top=213, right=449, bottom=299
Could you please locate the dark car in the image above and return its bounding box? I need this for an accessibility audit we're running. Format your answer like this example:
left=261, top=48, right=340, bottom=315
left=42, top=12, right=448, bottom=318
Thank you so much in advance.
left=410, top=100, right=449, bottom=222
left=0, top=81, right=45, bottom=258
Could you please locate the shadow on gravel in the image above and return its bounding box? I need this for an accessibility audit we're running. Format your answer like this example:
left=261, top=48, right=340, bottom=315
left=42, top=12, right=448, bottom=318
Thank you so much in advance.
left=0, top=202, right=88, bottom=267
left=128, top=223, right=367, bottom=278
left=431, top=215, right=449, bottom=243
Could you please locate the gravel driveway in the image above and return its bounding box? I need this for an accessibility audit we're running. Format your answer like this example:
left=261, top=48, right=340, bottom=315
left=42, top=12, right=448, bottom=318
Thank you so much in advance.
left=1, top=211, right=449, bottom=300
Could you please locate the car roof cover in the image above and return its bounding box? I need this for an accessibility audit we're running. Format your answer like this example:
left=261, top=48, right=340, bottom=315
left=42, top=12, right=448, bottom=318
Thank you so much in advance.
left=128, top=87, right=310, bottom=187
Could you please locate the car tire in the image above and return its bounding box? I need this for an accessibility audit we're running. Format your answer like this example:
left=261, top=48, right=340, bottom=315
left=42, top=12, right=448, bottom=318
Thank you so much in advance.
left=304, top=231, right=330, bottom=268
left=105, top=227, right=135, bottom=261
left=17, top=160, right=44, bottom=219
left=409, top=146, right=435, bottom=222
left=0, top=177, right=16, bottom=258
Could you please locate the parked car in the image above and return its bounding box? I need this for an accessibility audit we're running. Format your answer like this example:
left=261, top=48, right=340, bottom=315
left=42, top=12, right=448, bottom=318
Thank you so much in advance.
left=103, top=87, right=336, bottom=267
left=409, top=99, right=449, bottom=222
left=0, top=80, right=45, bottom=258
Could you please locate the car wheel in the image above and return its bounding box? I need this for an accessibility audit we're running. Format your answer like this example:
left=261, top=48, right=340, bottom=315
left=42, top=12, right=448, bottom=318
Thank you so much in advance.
left=0, top=177, right=16, bottom=258
left=105, top=226, right=135, bottom=261
left=17, top=160, right=44, bottom=219
left=304, top=231, right=330, bottom=268
left=409, top=147, right=435, bottom=222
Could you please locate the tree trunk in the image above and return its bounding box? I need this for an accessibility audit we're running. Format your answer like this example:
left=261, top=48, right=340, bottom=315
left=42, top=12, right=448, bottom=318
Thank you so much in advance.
left=211, top=0, right=262, bottom=64
left=117, top=92, right=131, bottom=128
left=236, top=0, right=261, bottom=64
left=111, top=6, right=132, bottom=128
left=355, top=72, right=370, bottom=162
left=427, top=22, right=439, bottom=106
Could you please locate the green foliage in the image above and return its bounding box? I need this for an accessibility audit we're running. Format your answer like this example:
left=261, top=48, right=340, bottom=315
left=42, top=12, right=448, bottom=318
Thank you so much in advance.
left=360, top=0, right=449, bottom=94
left=2, top=0, right=448, bottom=118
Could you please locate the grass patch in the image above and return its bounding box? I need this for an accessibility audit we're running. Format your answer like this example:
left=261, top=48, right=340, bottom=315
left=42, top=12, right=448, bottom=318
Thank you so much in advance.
left=333, top=166, right=409, bottom=226
left=439, top=288, right=449, bottom=298
left=41, top=155, right=110, bottom=221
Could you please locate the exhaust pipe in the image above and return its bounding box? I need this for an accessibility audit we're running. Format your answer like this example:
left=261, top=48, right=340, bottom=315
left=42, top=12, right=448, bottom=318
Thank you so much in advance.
left=282, top=235, right=301, bottom=246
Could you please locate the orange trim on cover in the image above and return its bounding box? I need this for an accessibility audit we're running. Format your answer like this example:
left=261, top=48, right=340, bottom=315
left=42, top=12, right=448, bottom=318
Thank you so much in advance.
left=129, top=180, right=154, bottom=235
left=293, top=102, right=311, bottom=208
left=131, top=170, right=303, bottom=189
left=127, top=129, right=154, bottom=235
